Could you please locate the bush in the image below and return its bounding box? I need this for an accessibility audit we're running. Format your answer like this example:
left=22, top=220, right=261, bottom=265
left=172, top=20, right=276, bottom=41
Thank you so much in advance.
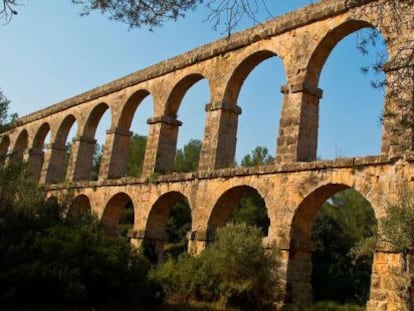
left=152, top=223, right=281, bottom=309
left=0, top=164, right=159, bottom=308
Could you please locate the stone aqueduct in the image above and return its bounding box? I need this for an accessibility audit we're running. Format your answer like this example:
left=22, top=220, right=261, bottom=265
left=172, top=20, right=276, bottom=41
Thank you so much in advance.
left=1, top=0, right=414, bottom=309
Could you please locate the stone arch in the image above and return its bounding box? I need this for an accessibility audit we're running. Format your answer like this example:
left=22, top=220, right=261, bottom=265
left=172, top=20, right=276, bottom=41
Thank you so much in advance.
left=12, top=129, right=28, bottom=163
left=164, top=73, right=209, bottom=116
left=70, top=194, right=92, bottom=215
left=101, top=192, right=133, bottom=236
left=83, top=102, right=110, bottom=139
left=118, top=89, right=152, bottom=131
left=32, top=123, right=50, bottom=149
left=27, top=123, right=51, bottom=180
left=305, top=19, right=387, bottom=89
left=69, top=103, right=110, bottom=181
left=208, top=185, right=270, bottom=238
left=286, top=182, right=377, bottom=305
left=55, top=114, right=78, bottom=145
left=45, top=114, right=78, bottom=183
left=146, top=191, right=191, bottom=241
left=145, top=191, right=191, bottom=262
left=223, top=50, right=284, bottom=104
left=0, top=135, right=10, bottom=165
left=99, top=89, right=153, bottom=179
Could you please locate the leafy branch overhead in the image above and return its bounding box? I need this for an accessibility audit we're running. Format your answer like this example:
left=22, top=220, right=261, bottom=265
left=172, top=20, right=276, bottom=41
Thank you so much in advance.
left=1, top=0, right=273, bottom=33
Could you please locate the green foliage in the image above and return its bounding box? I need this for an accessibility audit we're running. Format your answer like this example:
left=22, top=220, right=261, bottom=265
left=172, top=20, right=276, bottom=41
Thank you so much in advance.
left=240, top=146, right=274, bottom=167
left=311, top=189, right=377, bottom=304
left=352, top=185, right=414, bottom=309
left=126, top=133, right=147, bottom=177
left=164, top=199, right=192, bottom=258
left=174, top=139, right=202, bottom=173
left=229, top=194, right=270, bottom=236
left=72, top=0, right=199, bottom=29
left=90, top=143, right=103, bottom=180
left=152, top=223, right=281, bottom=309
left=0, top=89, right=17, bottom=132
left=118, top=201, right=134, bottom=238
left=0, top=164, right=158, bottom=308
left=380, top=185, right=414, bottom=253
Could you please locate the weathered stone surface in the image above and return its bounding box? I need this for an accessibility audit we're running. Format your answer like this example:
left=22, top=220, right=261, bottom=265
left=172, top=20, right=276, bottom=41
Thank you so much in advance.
left=1, top=0, right=413, bottom=309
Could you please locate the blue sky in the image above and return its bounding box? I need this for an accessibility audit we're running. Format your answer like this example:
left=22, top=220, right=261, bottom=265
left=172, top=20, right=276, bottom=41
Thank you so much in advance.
left=0, top=0, right=385, bottom=162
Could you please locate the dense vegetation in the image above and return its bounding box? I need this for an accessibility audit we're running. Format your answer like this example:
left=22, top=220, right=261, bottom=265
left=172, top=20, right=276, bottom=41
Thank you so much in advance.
left=0, top=164, right=158, bottom=309
left=152, top=223, right=281, bottom=309
left=312, top=190, right=377, bottom=304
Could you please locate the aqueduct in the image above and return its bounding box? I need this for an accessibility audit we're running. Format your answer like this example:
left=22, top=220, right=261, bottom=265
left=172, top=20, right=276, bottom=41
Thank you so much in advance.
left=1, top=0, right=414, bottom=309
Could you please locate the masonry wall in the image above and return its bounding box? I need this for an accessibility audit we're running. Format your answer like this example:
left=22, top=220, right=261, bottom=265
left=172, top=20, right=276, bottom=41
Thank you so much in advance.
left=1, top=0, right=414, bottom=309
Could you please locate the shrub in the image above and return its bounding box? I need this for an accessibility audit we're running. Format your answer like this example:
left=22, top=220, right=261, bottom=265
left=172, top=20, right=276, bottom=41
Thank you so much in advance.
left=152, top=223, right=281, bottom=309
left=0, top=164, right=159, bottom=308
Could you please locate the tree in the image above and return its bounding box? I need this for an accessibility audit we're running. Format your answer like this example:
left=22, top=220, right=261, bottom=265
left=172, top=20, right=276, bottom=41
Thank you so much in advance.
left=0, top=89, right=17, bottom=132
left=352, top=185, right=414, bottom=309
left=240, top=146, right=274, bottom=167
left=311, top=189, right=377, bottom=304
left=174, top=139, right=202, bottom=173
left=90, top=142, right=102, bottom=180
left=151, top=223, right=281, bottom=308
left=1, top=0, right=274, bottom=34
left=0, top=164, right=159, bottom=308
left=229, top=193, right=270, bottom=235
left=126, top=133, right=147, bottom=177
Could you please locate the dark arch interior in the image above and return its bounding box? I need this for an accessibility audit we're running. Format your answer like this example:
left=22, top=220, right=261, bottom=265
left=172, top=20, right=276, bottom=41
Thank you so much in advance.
left=208, top=186, right=270, bottom=240
left=145, top=192, right=192, bottom=262
left=70, top=195, right=92, bottom=216
left=101, top=193, right=133, bottom=237
left=287, top=185, right=377, bottom=306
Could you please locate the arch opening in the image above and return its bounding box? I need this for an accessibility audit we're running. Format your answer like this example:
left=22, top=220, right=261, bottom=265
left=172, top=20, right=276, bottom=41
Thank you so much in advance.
left=145, top=192, right=192, bottom=263
left=81, top=103, right=110, bottom=181
left=224, top=51, right=286, bottom=165
left=12, top=129, right=28, bottom=163
left=123, top=91, right=153, bottom=177
left=208, top=186, right=270, bottom=240
left=46, top=114, right=78, bottom=183
left=69, top=194, right=92, bottom=216
left=286, top=185, right=377, bottom=307
left=309, top=21, right=387, bottom=159
left=101, top=192, right=134, bottom=238
left=29, top=123, right=51, bottom=181
left=165, top=74, right=209, bottom=173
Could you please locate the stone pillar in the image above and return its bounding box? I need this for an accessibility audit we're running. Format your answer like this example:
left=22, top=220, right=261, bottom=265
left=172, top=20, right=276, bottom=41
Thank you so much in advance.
left=198, top=101, right=241, bottom=171
left=138, top=229, right=167, bottom=264
left=187, top=230, right=208, bottom=255
left=26, top=147, right=44, bottom=181
left=367, top=250, right=410, bottom=311
left=142, top=116, right=182, bottom=176
left=285, top=240, right=313, bottom=305
left=98, top=127, right=132, bottom=180
left=381, top=64, right=414, bottom=158
left=66, top=136, right=97, bottom=181
left=39, top=143, right=67, bottom=184
left=276, top=82, right=323, bottom=163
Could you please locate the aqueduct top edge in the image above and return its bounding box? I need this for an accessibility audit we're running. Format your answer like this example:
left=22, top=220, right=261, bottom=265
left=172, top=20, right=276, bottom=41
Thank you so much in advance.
left=6, top=0, right=379, bottom=130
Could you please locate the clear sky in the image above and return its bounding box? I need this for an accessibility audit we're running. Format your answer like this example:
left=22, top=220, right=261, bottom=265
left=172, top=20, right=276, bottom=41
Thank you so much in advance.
left=0, top=0, right=385, bottom=162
